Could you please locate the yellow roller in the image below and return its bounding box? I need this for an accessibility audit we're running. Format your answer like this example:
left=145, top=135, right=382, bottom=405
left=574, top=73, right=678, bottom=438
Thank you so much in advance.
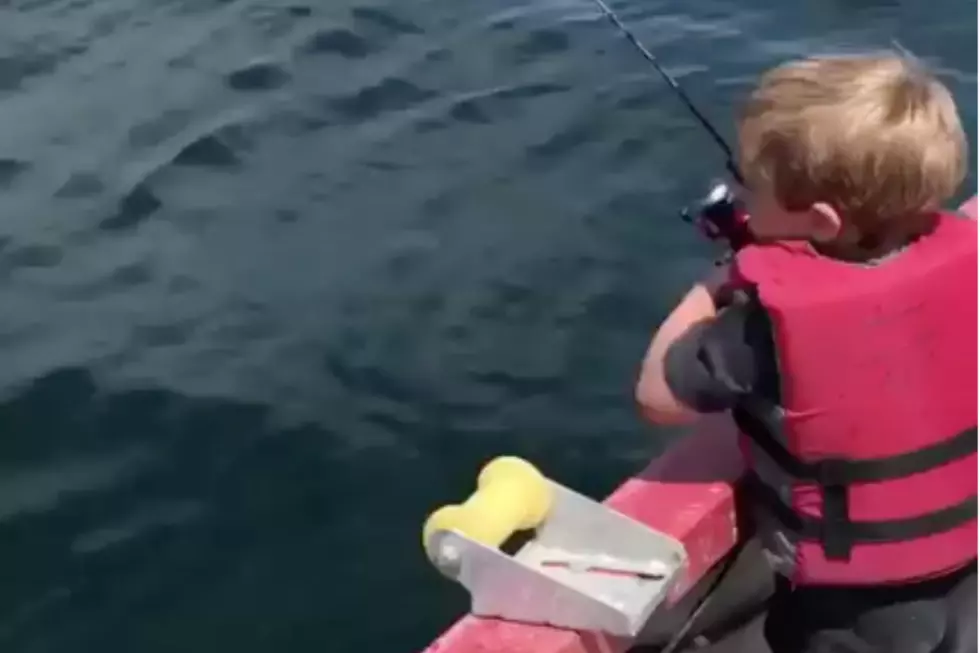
left=423, top=456, right=553, bottom=556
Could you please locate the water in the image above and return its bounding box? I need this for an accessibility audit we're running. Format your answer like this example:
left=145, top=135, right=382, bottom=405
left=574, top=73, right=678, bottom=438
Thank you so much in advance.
left=0, top=0, right=974, bottom=651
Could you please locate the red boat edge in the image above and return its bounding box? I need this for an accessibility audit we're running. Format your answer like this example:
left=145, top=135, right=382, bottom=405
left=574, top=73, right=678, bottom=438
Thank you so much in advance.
left=420, top=195, right=978, bottom=653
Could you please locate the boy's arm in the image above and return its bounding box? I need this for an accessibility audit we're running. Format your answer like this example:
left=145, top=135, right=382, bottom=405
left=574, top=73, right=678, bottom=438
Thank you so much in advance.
left=636, top=266, right=761, bottom=425
left=636, top=281, right=719, bottom=425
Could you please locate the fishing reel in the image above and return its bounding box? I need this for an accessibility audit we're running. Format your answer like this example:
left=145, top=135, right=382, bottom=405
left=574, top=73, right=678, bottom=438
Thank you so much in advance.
left=680, top=181, right=753, bottom=254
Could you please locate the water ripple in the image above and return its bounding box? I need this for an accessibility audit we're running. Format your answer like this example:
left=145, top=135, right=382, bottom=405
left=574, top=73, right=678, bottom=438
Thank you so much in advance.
left=0, top=0, right=973, bottom=651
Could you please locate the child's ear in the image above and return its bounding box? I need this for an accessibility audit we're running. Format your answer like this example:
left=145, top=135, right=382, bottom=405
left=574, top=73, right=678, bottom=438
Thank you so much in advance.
left=808, top=202, right=842, bottom=242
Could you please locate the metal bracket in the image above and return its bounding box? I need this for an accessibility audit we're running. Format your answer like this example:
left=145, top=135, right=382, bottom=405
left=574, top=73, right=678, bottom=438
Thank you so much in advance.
left=426, top=479, right=688, bottom=637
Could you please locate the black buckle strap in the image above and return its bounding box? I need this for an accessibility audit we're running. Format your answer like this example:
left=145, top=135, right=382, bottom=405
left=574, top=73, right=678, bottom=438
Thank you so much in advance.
left=733, top=405, right=978, bottom=485
left=745, top=472, right=977, bottom=552
left=824, top=491, right=852, bottom=559
left=812, top=459, right=855, bottom=560
left=734, top=404, right=978, bottom=560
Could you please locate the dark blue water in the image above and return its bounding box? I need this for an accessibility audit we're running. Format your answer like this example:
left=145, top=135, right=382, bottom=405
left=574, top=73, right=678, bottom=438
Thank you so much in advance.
left=0, top=0, right=975, bottom=651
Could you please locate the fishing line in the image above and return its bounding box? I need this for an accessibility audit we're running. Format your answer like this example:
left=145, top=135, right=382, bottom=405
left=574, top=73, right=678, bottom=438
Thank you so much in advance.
left=588, top=0, right=742, bottom=182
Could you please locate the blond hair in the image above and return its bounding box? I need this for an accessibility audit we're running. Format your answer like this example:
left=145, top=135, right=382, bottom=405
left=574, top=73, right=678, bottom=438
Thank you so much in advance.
left=737, top=53, right=967, bottom=245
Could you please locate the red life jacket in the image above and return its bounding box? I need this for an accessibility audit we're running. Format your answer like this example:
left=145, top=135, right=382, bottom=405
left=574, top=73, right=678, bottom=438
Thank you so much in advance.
left=731, top=212, right=978, bottom=586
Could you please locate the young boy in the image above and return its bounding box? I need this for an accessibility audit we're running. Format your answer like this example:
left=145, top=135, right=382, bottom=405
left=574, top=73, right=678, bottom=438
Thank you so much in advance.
left=636, top=53, right=977, bottom=652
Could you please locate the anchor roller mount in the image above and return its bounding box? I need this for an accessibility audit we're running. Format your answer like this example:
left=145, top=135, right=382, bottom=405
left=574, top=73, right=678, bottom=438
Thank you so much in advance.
left=422, top=457, right=689, bottom=636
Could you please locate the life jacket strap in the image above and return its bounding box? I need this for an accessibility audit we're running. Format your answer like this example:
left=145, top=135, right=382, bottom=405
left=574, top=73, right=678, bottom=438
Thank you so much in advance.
left=743, top=472, right=977, bottom=560
left=734, top=403, right=978, bottom=560
left=734, top=403, right=977, bottom=484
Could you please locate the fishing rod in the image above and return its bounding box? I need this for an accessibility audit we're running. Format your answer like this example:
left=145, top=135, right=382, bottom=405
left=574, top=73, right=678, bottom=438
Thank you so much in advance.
left=588, top=0, right=753, bottom=252
left=590, top=0, right=739, bottom=179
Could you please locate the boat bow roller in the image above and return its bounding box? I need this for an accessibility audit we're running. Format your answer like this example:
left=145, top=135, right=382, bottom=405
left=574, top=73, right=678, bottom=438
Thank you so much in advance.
left=421, top=456, right=698, bottom=637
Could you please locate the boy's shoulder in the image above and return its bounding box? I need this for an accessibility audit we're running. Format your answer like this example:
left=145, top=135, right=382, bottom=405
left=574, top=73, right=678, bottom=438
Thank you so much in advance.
left=664, top=295, right=779, bottom=412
